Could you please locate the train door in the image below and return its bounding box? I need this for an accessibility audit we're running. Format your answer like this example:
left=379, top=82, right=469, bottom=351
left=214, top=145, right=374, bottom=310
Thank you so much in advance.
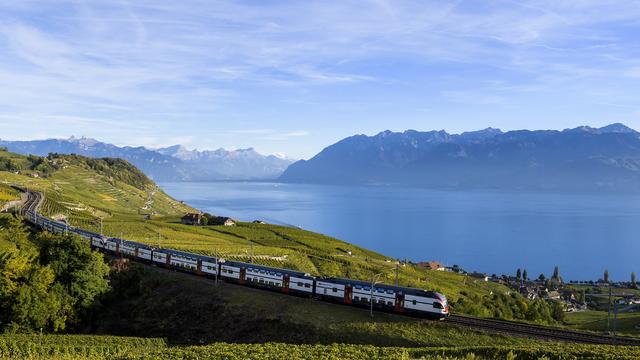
left=197, top=259, right=203, bottom=276
left=395, top=292, right=405, bottom=313
left=239, top=268, right=246, bottom=284
left=344, top=284, right=353, bottom=304
left=283, top=274, right=290, bottom=293
left=134, top=248, right=139, bottom=258
left=165, top=254, right=171, bottom=268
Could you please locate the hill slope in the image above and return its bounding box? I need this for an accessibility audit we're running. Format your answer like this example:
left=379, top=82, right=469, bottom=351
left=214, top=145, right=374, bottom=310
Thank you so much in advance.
left=280, top=123, right=640, bottom=192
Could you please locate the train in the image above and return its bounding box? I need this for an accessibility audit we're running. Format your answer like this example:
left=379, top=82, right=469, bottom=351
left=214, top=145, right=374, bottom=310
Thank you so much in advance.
left=24, top=208, right=449, bottom=318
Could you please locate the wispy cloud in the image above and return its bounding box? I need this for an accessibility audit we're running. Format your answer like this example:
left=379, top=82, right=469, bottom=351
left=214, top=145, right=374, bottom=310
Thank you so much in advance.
left=1, top=1, right=640, bottom=157
left=230, top=129, right=309, bottom=141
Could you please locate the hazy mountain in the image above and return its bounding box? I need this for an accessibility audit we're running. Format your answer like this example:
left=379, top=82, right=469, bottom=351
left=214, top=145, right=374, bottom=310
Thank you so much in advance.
left=156, top=145, right=294, bottom=179
left=279, top=123, right=640, bottom=192
left=0, top=137, right=294, bottom=181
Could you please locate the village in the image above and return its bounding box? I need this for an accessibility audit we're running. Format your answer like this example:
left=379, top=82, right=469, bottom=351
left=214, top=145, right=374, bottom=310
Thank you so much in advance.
left=417, top=261, right=640, bottom=314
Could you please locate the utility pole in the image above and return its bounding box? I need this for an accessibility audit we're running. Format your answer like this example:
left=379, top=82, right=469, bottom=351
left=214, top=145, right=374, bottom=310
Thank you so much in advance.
left=613, top=300, right=618, bottom=337
left=395, top=261, right=399, bottom=287
left=607, top=285, right=612, bottom=334
left=157, top=232, right=161, bottom=249
left=99, top=217, right=103, bottom=236
left=250, top=244, right=254, bottom=263
left=370, top=273, right=383, bottom=318
left=214, top=249, right=219, bottom=286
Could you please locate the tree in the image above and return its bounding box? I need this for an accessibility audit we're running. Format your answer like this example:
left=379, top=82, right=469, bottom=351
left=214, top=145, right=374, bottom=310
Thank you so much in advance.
left=38, top=232, right=110, bottom=314
left=516, top=268, right=522, bottom=281
left=552, top=266, right=559, bottom=280
left=604, top=269, right=609, bottom=283
left=632, top=272, right=637, bottom=288
left=538, top=273, right=546, bottom=281
left=0, top=244, right=64, bottom=332
left=0, top=219, right=110, bottom=333
left=522, top=269, right=528, bottom=282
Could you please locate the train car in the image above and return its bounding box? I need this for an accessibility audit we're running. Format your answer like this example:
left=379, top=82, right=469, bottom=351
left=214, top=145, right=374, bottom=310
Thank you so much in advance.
left=152, top=249, right=170, bottom=266
left=200, top=256, right=220, bottom=277
left=163, top=248, right=199, bottom=272
left=218, top=260, right=314, bottom=295
left=219, top=261, right=242, bottom=281
left=118, top=240, right=138, bottom=257
left=315, top=279, right=347, bottom=302
left=318, top=277, right=449, bottom=318
left=137, top=246, right=153, bottom=261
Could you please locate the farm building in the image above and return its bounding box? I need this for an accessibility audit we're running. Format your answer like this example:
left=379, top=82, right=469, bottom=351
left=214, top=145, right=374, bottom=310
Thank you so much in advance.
left=181, top=213, right=203, bottom=225
left=209, top=216, right=236, bottom=226
left=417, top=261, right=445, bottom=271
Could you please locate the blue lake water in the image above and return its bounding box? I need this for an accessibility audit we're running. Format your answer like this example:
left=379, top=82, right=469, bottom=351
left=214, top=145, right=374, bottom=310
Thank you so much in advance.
left=159, top=182, right=640, bottom=281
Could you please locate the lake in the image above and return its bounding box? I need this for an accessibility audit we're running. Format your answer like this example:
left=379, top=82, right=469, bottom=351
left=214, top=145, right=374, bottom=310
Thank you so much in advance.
left=159, top=181, right=640, bottom=281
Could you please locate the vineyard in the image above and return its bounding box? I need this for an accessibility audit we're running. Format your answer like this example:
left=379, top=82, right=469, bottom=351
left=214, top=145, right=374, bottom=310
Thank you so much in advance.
left=2, top=335, right=640, bottom=360
left=0, top=184, right=19, bottom=207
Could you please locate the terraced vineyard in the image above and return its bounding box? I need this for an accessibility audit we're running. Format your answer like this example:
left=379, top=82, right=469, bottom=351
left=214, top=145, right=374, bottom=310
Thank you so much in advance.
left=0, top=184, right=19, bottom=208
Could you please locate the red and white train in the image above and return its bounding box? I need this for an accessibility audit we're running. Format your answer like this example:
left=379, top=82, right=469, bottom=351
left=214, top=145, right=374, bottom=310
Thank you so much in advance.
left=25, top=209, right=449, bottom=318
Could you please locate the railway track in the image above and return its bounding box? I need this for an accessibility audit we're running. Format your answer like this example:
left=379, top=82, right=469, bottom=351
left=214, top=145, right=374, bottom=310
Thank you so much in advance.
left=15, top=189, right=640, bottom=346
left=21, top=190, right=43, bottom=215
left=448, top=314, right=640, bottom=345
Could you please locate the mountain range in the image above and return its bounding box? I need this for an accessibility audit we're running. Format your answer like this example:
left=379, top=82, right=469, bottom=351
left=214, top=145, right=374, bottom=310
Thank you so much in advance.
left=279, top=123, right=640, bottom=192
left=0, top=137, right=294, bottom=181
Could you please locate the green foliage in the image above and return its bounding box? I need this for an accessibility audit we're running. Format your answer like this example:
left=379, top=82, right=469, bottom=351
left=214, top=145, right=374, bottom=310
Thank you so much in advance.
left=46, top=154, right=152, bottom=190
left=0, top=334, right=166, bottom=360
left=37, top=232, right=110, bottom=310
left=1, top=336, right=639, bottom=360
left=0, top=219, right=110, bottom=333
left=0, top=158, right=22, bottom=172
left=452, top=291, right=563, bottom=325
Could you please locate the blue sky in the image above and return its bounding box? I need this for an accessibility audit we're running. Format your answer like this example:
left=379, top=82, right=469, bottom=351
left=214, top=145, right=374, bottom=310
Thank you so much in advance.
left=1, top=1, right=640, bottom=159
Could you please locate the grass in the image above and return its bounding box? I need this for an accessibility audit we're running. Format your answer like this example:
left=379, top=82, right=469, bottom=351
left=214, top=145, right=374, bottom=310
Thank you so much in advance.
left=565, top=309, right=640, bottom=336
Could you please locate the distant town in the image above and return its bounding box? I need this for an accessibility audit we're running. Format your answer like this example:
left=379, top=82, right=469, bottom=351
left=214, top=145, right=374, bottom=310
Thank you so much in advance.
left=418, top=261, right=640, bottom=314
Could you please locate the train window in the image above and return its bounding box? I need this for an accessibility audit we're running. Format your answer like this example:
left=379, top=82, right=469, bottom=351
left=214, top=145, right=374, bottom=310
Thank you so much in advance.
left=433, top=302, right=443, bottom=309
left=354, top=296, right=360, bottom=301
left=297, top=282, right=303, bottom=287
left=332, top=287, right=337, bottom=293
left=412, top=300, right=417, bottom=305
left=388, top=301, right=393, bottom=306
left=305, top=283, right=311, bottom=288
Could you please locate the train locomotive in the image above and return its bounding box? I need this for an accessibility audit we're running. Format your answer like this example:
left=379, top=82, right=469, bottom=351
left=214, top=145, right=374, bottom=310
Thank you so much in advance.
left=23, top=209, right=449, bottom=319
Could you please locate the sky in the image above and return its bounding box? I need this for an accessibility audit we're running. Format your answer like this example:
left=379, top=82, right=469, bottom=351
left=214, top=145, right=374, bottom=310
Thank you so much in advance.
left=1, top=1, right=640, bottom=159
